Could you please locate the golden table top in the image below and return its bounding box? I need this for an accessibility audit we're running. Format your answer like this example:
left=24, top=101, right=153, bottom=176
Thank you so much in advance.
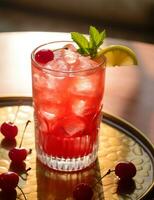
left=0, top=98, right=153, bottom=199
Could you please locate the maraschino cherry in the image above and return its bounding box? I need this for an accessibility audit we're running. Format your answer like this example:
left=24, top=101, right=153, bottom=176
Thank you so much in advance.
left=0, top=106, right=20, bottom=139
left=35, top=49, right=54, bottom=64
left=9, top=120, right=31, bottom=164
left=73, top=161, right=136, bottom=200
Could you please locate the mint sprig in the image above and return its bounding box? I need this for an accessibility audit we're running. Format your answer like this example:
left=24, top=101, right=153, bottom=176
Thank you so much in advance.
left=71, top=26, right=106, bottom=58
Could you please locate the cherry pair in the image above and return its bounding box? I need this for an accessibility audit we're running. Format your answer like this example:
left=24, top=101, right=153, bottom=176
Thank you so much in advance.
left=0, top=110, right=31, bottom=199
left=73, top=161, right=137, bottom=200
left=8, top=120, right=31, bottom=164
left=0, top=119, right=31, bottom=164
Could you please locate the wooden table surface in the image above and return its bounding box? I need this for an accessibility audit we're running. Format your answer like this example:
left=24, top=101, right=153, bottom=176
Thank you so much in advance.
left=0, top=32, right=154, bottom=144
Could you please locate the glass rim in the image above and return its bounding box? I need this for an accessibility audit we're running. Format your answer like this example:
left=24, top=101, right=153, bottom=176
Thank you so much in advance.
left=31, top=40, right=106, bottom=74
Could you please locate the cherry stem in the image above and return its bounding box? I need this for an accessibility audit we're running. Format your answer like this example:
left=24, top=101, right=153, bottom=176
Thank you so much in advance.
left=12, top=105, right=20, bottom=123
left=29, top=149, right=32, bottom=154
left=17, top=186, right=27, bottom=200
left=19, top=167, right=31, bottom=181
left=19, top=120, right=31, bottom=148
left=93, top=169, right=115, bottom=188
left=26, top=167, right=31, bottom=174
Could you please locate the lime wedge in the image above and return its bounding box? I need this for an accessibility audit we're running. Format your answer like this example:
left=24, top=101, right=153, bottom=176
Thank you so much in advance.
left=96, top=45, right=138, bottom=67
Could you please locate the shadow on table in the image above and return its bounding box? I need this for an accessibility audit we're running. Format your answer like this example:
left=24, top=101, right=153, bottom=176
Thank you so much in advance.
left=35, top=159, right=104, bottom=199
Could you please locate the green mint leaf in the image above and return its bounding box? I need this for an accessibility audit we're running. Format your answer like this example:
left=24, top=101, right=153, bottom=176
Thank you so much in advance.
left=89, top=26, right=106, bottom=48
left=71, top=26, right=106, bottom=58
left=71, top=32, right=89, bottom=55
left=98, top=30, right=106, bottom=46
left=89, top=26, right=106, bottom=57
left=89, top=26, right=101, bottom=47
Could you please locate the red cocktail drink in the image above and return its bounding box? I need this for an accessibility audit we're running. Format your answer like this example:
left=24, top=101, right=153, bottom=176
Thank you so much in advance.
left=31, top=42, right=105, bottom=171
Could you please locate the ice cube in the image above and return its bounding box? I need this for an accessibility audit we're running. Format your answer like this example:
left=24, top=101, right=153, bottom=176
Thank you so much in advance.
left=54, top=49, right=64, bottom=59
left=36, top=90, right=62, bottom=107
left=39, top=119, right=48, bottom=133
left=35, top=74, right=68, bottom=108
left=63, top=44, right=76, bottom=52
left=42, top=110, right=56, bottom=120
left=33, top=73, right=47, bottom=90
left=78, top=56, right=92, bottom=70
left=41, top=103, right=65, bottom=120
left=36, top=111, right=49, bottom=133
left=57, top=59, right=68, bottom=71
left=45, top=59, right=67, bottom=72
left=62, top=117, right=85, bottom=137
left=72, top=99, right=86, bottom=116
left=64, top=49, right=79, bottom=65
left=72, top=76, right=95, bottom=96
left=33, top=73, right=40, bottom=83
left=43, top=74, right=57, bottom=89
left=69, top=68, right=104, bottom=97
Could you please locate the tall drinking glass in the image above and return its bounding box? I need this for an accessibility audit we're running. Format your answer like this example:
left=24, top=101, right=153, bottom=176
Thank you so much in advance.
left=31, top=41, right=105, bottom=171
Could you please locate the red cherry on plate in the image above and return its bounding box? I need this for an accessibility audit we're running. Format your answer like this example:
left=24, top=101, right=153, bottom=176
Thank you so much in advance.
left=73, top=183, right=93, bottom=200
left=35, top=49, right=54, bottom=64
left=9, top=148, right=29, bottom=163
left=115, top=161, right=136, bottom=179
left=8, top=120, right=31, bottom=164
left=0, top=122, right=18, bottom=139
left=0, top=172, right=19, bottom=191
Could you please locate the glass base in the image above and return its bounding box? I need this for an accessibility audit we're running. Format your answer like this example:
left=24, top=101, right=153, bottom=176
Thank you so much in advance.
left=37, top=146, right=98, bottom=172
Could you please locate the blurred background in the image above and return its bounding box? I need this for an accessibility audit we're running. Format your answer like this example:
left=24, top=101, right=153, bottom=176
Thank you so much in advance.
left=0, top=0, right=154, bottom=43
